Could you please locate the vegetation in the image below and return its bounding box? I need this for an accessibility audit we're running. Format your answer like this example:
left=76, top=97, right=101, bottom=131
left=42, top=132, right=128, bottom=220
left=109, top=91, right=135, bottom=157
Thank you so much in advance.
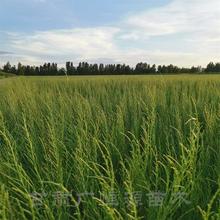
left=2, top=61, right=220, bottom=76
left=0, top=71, right=16, bottom=78
left=0, top=75, right=220, bottom=219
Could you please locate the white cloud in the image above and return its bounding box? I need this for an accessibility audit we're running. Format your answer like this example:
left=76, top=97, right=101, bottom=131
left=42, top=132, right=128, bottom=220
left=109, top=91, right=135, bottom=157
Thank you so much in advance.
left=10, top=27, right=119, bottom=55
left=120, top=0, right=220, bottom=66
left=108, top=49, right=198, bottom=67
left=2, top=0, right=220, bottom=67
left=6, top=27, right=121, bottom=65
left=124, top=0, right=220, bottom=39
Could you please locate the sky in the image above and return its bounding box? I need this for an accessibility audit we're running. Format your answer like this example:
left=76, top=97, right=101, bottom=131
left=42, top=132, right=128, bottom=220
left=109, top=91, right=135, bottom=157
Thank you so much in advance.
left=0, top=0, right=220, bottom=67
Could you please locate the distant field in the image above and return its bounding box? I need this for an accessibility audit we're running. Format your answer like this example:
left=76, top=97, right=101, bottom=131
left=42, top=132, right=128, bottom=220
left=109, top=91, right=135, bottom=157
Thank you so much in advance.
left=0, top=71, right=16, bottom=79
left=0, top=75, right=220, bottom=220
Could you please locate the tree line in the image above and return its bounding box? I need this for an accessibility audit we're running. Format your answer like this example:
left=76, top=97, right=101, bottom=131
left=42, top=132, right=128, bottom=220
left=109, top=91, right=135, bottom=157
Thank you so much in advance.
left=1, top=61, right=220, bottom=76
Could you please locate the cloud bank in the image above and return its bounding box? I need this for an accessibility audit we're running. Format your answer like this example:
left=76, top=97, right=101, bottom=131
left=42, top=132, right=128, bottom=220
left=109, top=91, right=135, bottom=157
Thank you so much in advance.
left=1, top=0, right=220, bottom=67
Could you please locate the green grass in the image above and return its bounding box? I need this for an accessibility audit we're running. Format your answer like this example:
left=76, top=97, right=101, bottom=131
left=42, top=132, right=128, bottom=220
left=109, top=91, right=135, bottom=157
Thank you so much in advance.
left=0, top=71, right=16, bottom=79
left=0, top=75, right=220, bottom=220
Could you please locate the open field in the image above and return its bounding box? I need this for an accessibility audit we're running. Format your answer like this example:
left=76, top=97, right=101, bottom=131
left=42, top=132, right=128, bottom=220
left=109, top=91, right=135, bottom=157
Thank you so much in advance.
left=0, top=75, right=220, bottom=220
left=0, top=71, right=16, bottom=79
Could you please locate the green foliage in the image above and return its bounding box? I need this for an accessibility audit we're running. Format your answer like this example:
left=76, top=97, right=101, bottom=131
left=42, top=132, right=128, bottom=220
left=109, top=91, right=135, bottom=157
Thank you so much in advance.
left=0, top=75, right=220, bottom=220
left=3, top=61, right=220, bottom=76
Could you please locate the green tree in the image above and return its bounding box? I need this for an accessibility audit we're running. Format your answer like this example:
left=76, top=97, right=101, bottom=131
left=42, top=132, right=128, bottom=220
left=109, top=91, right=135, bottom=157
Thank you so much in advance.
left=3, top=62, right=11, bottom=73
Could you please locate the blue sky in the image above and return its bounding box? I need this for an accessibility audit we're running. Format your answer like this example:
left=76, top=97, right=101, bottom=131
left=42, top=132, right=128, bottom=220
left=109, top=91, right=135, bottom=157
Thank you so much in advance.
left=0, top=0, right=220, bottom=67
left=0, top=0, right=169, bottom=31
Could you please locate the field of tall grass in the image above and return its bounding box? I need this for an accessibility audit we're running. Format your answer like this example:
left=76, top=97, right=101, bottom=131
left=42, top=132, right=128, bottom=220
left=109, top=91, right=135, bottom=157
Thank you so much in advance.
left=0, top=71, right=15, bottom=79
left=0, top=75, right=220, bottom=220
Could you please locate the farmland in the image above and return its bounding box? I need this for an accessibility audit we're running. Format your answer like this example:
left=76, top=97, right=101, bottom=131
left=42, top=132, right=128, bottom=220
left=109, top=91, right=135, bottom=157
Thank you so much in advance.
left=0, top=75, right=220, bottom=220
left=0, top=71, right=15, bottom=79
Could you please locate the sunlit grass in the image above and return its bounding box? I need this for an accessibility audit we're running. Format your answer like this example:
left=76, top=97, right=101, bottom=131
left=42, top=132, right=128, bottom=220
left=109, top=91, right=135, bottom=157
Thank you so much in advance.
left=0, top=75, right=220, bottom=220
